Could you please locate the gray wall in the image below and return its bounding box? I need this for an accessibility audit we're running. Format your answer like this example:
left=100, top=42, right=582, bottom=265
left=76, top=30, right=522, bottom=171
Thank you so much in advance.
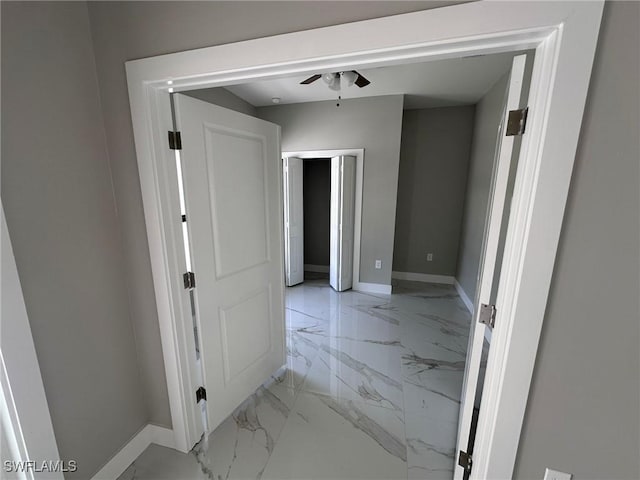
left=392, top=106, right=475, bottom=276
left=514, top=2, right=640, bottom=478
left=1, top=3, right=147, bottom=478
left=455, top=74, right=508, bottom=300
left=182, top=87, right=257, bottom=117
left=303, top=159, right=331, bottom=267
left=85, top=0, right=457, bottom=436
left=257, top=95, right=405, bottom=284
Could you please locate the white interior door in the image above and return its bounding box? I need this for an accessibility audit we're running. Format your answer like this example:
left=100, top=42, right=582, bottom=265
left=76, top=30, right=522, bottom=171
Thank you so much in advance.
left=283, top=157, right=304, bottom=286
left=329, top=158, right=339, bottom=289
left=455, top=54, right=528, bottom=479
left=174, top=94, right=286, bottom=432
left=329, top=155, right=356, bottom=292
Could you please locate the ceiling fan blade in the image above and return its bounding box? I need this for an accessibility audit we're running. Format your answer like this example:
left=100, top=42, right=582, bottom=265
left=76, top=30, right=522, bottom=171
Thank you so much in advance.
left=300, top=74, right=321, bottom=85
left=353, top=71, right=371, bottom=88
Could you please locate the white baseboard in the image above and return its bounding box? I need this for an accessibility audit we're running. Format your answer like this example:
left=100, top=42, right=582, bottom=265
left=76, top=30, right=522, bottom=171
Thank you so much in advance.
left=91, top=424, right=174, bottom=480
left=149, top=424, right=175, bottom=449
left=304, top=264, right=330, bottom=273
left=454, top=279, right=474, bottom=314
left=354, top=282, right=392, bottom=295
left=392, top=271, right=455, bottom=285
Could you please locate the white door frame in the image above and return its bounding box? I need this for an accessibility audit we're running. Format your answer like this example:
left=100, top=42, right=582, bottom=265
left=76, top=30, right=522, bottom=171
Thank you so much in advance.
left=1, top=204, right=63, bottom=480
left=125, top=3, right=603, bottom=477
left=283, top=149, right=364, bottom=291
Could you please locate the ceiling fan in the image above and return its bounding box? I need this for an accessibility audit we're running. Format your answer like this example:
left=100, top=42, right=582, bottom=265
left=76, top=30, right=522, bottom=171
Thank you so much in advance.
left=300, top=71, right=371, bottom=90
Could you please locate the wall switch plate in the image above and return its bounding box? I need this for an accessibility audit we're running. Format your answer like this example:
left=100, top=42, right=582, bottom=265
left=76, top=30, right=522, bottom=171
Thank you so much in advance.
left=544, top=468, right=572, bottom=480
left=427, top=253, right=433, bottom=261
left=375, top=260, right=382, bottom=269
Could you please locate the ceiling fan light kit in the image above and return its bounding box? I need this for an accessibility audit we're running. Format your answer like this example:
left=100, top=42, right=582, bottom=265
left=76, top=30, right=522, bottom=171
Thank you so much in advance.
left=341, top=71, right=358, bottom=87
left=300, top=70, right=371, bottom=107
left=301, top=70, right=371, bottom=90
left=322, top=72, right=337, bottom=85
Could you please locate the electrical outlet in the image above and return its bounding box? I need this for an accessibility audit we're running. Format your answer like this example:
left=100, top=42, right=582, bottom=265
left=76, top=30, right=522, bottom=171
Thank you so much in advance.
left=375, top=260, right=382, bottom=269
left=427, top=253, right=433, bottom=262
left=544, top=468, right=572, bottom=480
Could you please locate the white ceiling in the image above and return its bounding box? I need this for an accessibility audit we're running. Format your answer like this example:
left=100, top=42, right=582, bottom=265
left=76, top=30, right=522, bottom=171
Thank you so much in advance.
left=225, top=52, right=517, bottom=109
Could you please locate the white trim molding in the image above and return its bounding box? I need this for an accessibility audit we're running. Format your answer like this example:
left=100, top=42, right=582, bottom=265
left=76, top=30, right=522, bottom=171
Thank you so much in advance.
left=354, top=282, right=392, bottom=295
left=90, top=424, right=174, bottom=480
left=1, top=204, right=62, bottom=479
left=392, top=271, right=455, bottom=285
left=126, top=2, right=603, bottom=475
left=304, top=264, right=330, bottom=273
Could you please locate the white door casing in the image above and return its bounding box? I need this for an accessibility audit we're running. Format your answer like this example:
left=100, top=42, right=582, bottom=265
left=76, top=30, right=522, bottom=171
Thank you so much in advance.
left=126, top=3, right=603, bottom=473
left=1, top=204, right=62, bottom=480
left=455, top=54, right=527, bottom=479
left=174, top=95, right=286, bottom=432
left=283, top=157, right=304, bottom=287
left=329, top=155, right=356, bottom=292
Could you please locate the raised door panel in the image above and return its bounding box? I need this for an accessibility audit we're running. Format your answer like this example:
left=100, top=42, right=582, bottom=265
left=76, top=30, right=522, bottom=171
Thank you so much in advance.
left=203, top=126, right=270, bottom=278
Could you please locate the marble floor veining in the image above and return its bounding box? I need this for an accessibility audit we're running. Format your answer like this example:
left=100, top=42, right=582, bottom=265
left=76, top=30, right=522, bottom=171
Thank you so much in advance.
left=118, top=278, right=471, bottom=480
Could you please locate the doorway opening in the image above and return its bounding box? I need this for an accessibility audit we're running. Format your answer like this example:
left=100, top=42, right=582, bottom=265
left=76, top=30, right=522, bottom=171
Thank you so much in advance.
left=301, top=158, right=331, bottom=282
left=125, top=4, right=603, bottom=478
left=162, top=49, right=531, bottom=479
left=282, top=149, right=365, bottom=292
left=283, top=153, right=361, bottom=292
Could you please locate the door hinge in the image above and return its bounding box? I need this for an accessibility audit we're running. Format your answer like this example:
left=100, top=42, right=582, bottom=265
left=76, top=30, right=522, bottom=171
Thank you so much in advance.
left=458, top=450, right=472, bottom=475
left=183, top=271, right=196, bottom=289
left=168, top=131, right=182, bottom=150
left=196, top=386, right=207, bottom=403
left=479, top=303, right=496, bottom=328
left=506, top=107, right=528, bottom=136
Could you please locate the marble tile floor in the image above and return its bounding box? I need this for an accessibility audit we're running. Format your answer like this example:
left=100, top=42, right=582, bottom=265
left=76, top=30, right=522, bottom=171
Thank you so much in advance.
left=118, top=278, right=472, bottom=480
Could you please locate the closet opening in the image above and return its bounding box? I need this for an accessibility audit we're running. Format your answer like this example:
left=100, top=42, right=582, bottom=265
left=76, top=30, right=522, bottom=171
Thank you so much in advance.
left=284, top=153, right=360, bottom=292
